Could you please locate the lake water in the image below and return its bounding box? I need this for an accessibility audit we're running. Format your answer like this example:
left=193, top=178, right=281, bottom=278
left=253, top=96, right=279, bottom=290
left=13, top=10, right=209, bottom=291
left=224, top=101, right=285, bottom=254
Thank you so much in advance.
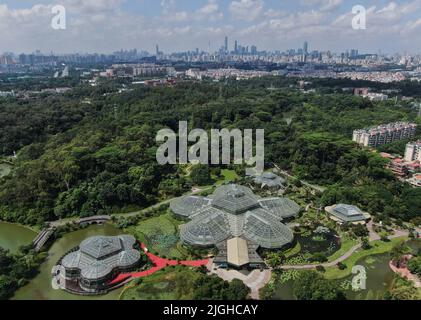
left=273, top=253, right=395, bottom=300
left=0, top=222, right=37, bottom=253
left=12, top=223, right=125, bottom=300
left=273, top=239, right=421, bottom=300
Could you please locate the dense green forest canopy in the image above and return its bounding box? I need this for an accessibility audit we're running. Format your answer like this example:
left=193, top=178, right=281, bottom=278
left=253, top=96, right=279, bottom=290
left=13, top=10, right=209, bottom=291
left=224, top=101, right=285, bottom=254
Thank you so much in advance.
left=0, top=78, right=420, bottom=225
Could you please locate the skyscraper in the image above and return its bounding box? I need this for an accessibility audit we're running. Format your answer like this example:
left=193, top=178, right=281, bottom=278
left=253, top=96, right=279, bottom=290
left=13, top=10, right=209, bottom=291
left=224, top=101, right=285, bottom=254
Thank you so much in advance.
left=251, top=45, right=257, bottom=55
left=303, top=41, right=309, bottom=55
left=234, top=40, right=238, bottom=54
left=224, top=36, right=228, bottom=53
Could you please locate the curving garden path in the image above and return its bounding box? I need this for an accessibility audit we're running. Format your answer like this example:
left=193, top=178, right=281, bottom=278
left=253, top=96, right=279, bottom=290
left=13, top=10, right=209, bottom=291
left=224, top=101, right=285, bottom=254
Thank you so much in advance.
left=109, top=243, right=209, bottom=286
left=280, top=243, right=363, bottom=270
left=280, top=227, right=410, bottom=271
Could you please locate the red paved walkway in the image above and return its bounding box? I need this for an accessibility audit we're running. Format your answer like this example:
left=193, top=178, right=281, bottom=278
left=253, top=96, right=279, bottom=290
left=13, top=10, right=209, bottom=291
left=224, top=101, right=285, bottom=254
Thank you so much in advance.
left=109, top=243, right=209, bottom=285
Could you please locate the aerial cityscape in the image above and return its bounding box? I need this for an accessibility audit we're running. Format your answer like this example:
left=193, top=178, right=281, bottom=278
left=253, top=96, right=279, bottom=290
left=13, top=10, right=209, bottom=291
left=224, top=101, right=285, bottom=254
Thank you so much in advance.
left=0, top=0, right=421, bottom=311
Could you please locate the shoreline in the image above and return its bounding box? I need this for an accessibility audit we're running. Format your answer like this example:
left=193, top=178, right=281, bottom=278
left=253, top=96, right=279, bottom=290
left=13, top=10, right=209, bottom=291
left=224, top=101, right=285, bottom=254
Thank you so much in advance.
left=0, top=220, right=39, bottom=234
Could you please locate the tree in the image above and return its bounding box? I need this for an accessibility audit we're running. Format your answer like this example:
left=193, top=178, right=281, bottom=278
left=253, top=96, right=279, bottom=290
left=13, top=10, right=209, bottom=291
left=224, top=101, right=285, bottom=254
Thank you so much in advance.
left=266, top=253, right=285, bottom=268
left=0, top=275, right=18, bottom=300
left=193, top=275, right=250, bottom=300
left=390, top=243, right=411, bottom=268
left=384, top=276, right=418, bottom=300
left=361, top=238, right=372, bottom=250
left=190, top=165, right=212, bottom=186
left=293, top=271, right=346, bottom=300
left=337, top=262, right=347, bottom=270
left=407, top=257, right=421, bottom=277
left=352, top=224, right=369, bottom=238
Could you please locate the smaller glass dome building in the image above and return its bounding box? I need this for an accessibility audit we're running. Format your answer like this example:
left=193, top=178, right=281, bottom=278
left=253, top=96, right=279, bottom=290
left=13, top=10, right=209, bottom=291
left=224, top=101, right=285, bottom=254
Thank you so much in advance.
left=325, top=204, right=371, bottom=225
left=254, top=172, right=286, bottom=189
left=57, top=235, right=141, bottom=294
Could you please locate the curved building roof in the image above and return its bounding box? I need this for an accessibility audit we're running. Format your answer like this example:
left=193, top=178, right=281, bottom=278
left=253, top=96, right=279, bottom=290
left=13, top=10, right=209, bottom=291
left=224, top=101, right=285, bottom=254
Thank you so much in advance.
left=61, top=235, right=140, bottom=281
left=212, top=185, right=260, bottom=214
left=170, top=196, right=212, bottom=218
left=326, top=204, right=371, bottom=223
left=80, top=236, right=122, bottom=259
left=254, top=172, right=286, bottom=188
left=259, top=198, right=301, bottom=219
left=172, top=184, right=299, bottom=249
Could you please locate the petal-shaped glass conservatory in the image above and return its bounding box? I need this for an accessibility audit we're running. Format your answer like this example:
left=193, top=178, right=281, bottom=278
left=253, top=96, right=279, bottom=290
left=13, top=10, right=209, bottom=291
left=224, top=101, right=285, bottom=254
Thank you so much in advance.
left=171, top=184, right=301, bottom=268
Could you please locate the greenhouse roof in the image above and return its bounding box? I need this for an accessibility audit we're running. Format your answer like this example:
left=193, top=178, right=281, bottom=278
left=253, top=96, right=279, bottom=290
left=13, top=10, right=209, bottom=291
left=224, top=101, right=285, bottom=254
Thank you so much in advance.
left=171, top=184, right=300, bottom=249
left=326, top=204, right=371, bottom=223
left=61, top=235, right=140, bottom=281
left=254, top=172, right=286, bottom=188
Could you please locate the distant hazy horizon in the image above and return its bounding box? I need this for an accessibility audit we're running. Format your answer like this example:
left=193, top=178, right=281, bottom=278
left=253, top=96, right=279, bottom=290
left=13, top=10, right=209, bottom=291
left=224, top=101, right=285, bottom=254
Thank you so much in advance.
left=1, top=0, right=421, bottom=54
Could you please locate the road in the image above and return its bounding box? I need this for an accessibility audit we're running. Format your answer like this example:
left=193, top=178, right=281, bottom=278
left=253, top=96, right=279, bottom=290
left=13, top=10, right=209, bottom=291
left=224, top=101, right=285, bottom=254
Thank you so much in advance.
left=272, top=165, right=326, bottom=193
left=48, top=186, right=212, bottom=228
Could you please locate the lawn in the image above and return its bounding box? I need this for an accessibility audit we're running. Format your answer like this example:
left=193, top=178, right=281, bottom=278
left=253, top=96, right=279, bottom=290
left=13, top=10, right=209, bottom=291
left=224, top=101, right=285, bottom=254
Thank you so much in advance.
left=120, top=267, right=201, bottom=300
left=284, top=242, right=302, bottom=258
left=213, top=169, right=239, bottom=186
left=127, top=213, right=189, bottom=259
left=324, top=237, right=408, bottom=280
left=326, top=236, right=359, bottom=263
left=0, top=163, right=11, bottom=178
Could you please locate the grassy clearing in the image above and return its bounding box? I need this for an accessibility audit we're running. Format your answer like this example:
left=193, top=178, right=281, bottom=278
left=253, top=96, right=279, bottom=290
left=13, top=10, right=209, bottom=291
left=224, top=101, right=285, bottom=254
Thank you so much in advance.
left=0, top=163, right=11, bottom=178
left=284, top=242, right=302, bottom=258
left=327, top=236, right=359, bottom=263
left=324, top=237, right=408, bottom=280
left=213, top=169, right=239, bottom=186
left=127, top=213, right=188, bottom=259
left=120, top=267, right=201, bottom=300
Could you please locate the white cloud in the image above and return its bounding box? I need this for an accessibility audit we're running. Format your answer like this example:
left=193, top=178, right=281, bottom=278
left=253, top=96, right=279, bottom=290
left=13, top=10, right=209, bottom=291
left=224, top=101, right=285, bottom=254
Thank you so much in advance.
left=0, top=0, right=421, bottom=54
left=229, top=0, right=264, bottom=21
left=300, top=0, right=343, bottom=12
left=162, top=0, right=223, bottom=22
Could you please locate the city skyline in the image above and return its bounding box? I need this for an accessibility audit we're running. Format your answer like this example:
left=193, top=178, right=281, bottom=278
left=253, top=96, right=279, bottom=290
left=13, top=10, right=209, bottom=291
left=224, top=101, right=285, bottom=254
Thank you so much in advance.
left=0, top=0, right=421, bottom=54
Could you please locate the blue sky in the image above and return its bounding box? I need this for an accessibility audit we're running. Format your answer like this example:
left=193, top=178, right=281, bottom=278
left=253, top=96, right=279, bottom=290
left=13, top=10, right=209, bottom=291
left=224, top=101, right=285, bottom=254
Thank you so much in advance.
left=0, top=0, right=421, bottom=54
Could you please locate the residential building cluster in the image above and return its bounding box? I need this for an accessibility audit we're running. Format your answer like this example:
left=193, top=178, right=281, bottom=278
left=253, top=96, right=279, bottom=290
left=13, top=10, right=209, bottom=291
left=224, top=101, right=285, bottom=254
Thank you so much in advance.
left=99, top=64, right=176, bottom=78
left=185, top=68, right=279, bottom=81
left=380, top=141, right=421, bottom=187
left=353, top=122, right=417, bottom=148
left=338, top=71, right=406, bottom=83
left=354, top=88, right=389, bottom=101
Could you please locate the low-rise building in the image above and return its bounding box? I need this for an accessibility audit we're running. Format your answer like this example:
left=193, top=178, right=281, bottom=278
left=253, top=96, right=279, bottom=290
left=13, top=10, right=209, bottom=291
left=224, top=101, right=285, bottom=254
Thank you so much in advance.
left=213, top=237, right=265, bottom=269
left=408, top=175, right=421, bottom=187
left=325, top=204, right=371, bottom=225
left=254, top=172, right=286, bottom=189
left=53, top=235, right=141, bottom=295
left=387, top=158, right=410, bottom=177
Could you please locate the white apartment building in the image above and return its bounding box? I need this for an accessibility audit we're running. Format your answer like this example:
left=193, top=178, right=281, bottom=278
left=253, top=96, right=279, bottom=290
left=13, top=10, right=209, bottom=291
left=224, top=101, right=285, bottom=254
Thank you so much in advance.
left=353, top=122, right=417, bottom=148
left=405, top=141, right=421, bottom=162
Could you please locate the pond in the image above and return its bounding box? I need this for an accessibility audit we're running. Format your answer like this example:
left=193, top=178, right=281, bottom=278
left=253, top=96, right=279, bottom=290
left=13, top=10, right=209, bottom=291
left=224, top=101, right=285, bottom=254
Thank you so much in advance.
left=0, top=222, right=37, bottom=253
left=296, top=230, right=341, bottom=256
left=12, top=223, right=125, bottom=300
left=407, top=239, right=421, bottom=255
left=272, top=250, right=407, bottom=300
